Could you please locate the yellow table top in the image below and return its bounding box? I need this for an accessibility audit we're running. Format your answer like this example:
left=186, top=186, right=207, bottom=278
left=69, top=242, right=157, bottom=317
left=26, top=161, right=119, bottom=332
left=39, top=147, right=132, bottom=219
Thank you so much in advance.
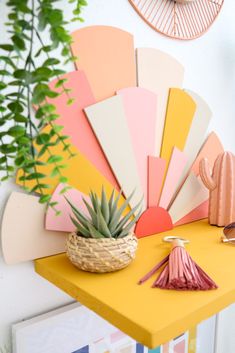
left=35, top=220, right=235, bottom=348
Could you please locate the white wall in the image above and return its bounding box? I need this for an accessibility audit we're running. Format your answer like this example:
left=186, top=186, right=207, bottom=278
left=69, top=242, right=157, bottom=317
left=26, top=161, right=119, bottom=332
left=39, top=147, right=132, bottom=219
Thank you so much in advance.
left=0, top=0, right=235, bottom=350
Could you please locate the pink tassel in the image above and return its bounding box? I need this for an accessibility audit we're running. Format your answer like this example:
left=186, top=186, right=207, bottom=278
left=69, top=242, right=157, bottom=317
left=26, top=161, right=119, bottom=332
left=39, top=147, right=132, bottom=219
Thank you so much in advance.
left=139, top=239, right=218, bottom=291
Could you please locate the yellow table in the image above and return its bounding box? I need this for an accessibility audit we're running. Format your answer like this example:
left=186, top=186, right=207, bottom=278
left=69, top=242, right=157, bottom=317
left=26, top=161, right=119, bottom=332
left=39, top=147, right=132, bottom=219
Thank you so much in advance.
left=35, top=220, right=235, bottom=348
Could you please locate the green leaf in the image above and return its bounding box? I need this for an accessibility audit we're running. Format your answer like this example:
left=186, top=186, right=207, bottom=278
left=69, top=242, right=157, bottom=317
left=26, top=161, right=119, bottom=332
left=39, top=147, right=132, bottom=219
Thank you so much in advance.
left=113, top=201, right=143, bottom=237
left=0, top=156, right=7, bottom=164
left=8, top=101, right=24, bottom=113
left=15, top=156, right=25, bottom=167
left=67, top=98, right=75, bottom=105
left=82, top=198, right=98, bottom=228
left=59, top=176, right=68, bottom=183
left=0, top=44, right=14, bottom=51
left=55, top=78, right=67, bottom=88
left=109, top=190, right=134, bottom=233
left=47, top=155, right=63, bottom=163
left=36, top=133, right=50, bottom=145
left=14, top=69, right=32, bottom=83
left=96, top=206, right=111, bottom=238
left=101, top=186, right=109, bottom=223
left=86, top=222, right=103, bottom=239
left=118, top=210, right=142, bottom=238
left=26, top=173, right=47, bottom=180
left=0, top=82, right=7, bottom=90
left=39, top=194, right=51, bottom=204
left=45, top=90, right=59, bottom=99
left=0, top=56, right=16, bottom=69
left=12, top=35, right=26, bottom=50
left=41, top=103, right=56, bottom=113
left=0, top=69, right=11, bottom=76
left=50, top=166, right=60, bottom=177
left=14, top=114, right=28, bottom=123
left=8, top=126, right=25, bottom=137
left=43, top=58, right=60, bottom=66
left=70, top=216, right=90, bottom=237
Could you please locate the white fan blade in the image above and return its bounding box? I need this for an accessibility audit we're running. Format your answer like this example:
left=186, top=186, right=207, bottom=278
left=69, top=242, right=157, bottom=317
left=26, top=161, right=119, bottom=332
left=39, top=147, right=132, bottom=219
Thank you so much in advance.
left=85, top=96, right=145, bottom=212
left=169, top=173, right=209, bottom=224
left=1, top=192, right=66, bottom=264
left=137, top=48, right=184, bottom=156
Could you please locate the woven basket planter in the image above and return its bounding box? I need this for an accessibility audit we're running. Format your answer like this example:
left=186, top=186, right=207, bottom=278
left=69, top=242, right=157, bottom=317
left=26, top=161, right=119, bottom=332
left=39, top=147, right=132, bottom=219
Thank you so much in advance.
left=66, top=232, right=138, bottom=273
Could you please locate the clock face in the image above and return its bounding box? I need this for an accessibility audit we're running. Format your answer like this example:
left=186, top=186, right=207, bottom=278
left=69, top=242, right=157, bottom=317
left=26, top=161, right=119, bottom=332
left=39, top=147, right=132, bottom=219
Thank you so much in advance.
left=128, top=0, right=224, bottom=40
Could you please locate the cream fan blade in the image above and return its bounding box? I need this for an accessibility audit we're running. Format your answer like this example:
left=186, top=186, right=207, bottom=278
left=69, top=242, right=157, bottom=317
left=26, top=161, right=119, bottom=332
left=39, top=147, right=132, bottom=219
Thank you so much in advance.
left=45, top=184, right=90, bottom=232
left=174, top=90, right=212, bottom=190
left=1, top=192, right=66, bottom=264
left=168, top=173, right=209, bottom=224
left=136, top=48, right=184, bottom=155
left=117, top=87, right=157, bottom=205
left=85, top=95, right=145, bottom=212
left=71, top=26, right=136, bottom=101
left=159, top=147, right=187, bottom=209
left=160, top=88, right=196, bottom=173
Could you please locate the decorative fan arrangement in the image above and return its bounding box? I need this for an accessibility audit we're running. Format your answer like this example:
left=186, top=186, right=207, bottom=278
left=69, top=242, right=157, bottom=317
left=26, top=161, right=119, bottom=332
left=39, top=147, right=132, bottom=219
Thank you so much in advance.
left=128, top=0, right=224, bottom=40
left=1, top=25, right=224, bottom=265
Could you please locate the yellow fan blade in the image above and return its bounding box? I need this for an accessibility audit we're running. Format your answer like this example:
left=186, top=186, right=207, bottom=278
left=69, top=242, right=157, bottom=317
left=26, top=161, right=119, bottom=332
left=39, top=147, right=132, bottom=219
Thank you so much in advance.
left=160, top=88, right=196, bottom=173
left=16, top=125, right=121, bottom=201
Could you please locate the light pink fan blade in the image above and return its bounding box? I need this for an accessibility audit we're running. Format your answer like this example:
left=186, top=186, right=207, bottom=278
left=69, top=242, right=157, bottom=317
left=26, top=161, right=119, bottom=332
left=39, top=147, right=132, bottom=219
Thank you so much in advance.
left=45, top=184, right=90, bottom=232
left=47, top=70, right=118, bottom=188
left=191, top=132, right=224, bottom=175
left=159, top=147, right=187, bottom=209
left=71, top=26, right=136, bottom=101
left=147, top=156, right=166, bottom=208
left=174, top=200, right=209, bottom=227
left=117, top=87, right=157, bottom=203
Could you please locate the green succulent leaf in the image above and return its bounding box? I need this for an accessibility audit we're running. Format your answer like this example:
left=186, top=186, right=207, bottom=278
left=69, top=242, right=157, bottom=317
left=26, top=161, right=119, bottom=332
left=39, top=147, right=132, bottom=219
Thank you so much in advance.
left=101, top=186, right=110, bottom=223
left=86, top=222, right=104, bottom=239
left=70, top=216, right=90, bottom=238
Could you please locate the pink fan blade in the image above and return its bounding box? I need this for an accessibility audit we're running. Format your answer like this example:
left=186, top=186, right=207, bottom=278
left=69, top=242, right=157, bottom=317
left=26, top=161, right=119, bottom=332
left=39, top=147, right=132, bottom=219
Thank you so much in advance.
left=159, top=147, right=187, bottom=209
left=174, top=200, right=209, bottom=227
left=147, top=156, right=166, bottom=208
left=191, top=132, right=224, bottom=176
left=45, top=184, right=90, bottom=232
left=117, top=87, right=157, bottom=204
left=71, top=26, right=136, bottom=101
left=47, top=71, right=118, bottom=188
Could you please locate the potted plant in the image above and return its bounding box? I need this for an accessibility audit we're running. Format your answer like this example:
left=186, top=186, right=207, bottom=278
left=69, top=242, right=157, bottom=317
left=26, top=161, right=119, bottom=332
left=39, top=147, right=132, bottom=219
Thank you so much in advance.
left=65, top=187, right=142, bottom=273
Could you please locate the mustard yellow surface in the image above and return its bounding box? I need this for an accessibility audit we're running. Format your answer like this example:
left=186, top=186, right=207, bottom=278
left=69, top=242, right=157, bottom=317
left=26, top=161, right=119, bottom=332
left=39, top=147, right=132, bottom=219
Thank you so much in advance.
left=160, top=88, right=196, bottom=171
left=188, top=326, right=197, bottom=353
left=35, top=220, right=235, bottom=349
left=16, top=126, right=122, bottom=200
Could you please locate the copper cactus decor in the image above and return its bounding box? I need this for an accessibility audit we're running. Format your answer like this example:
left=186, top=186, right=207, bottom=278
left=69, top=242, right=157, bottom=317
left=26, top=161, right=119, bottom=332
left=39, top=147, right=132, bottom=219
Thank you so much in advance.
left=199, top=152, right=235, bottom=227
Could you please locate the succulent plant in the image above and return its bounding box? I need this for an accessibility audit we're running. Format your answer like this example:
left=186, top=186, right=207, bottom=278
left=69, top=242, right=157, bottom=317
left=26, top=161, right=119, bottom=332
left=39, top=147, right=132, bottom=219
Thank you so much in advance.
left=65, top=187, right=143, bottom=239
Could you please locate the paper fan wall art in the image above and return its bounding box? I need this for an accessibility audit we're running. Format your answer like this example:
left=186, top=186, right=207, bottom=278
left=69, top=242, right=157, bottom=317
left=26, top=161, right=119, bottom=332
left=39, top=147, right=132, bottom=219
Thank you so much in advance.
left=128, top=0, right=224, bottom=40
left=1, top=25, right=224, bottom=264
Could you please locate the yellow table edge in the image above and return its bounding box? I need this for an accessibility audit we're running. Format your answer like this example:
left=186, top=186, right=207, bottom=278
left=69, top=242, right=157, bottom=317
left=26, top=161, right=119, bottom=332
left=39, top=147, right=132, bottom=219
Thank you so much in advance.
left=34, top=220, right=235, bottom=348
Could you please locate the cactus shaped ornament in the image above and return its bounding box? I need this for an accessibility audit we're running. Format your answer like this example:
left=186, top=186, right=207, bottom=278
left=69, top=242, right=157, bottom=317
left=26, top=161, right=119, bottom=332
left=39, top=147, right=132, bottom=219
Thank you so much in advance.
left=199, top=152, right=235, bottom=227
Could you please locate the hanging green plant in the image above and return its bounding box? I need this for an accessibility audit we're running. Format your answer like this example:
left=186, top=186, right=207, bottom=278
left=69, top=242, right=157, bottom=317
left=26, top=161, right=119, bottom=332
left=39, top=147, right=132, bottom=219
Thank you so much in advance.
left=0, top=0, right=87, bottom=211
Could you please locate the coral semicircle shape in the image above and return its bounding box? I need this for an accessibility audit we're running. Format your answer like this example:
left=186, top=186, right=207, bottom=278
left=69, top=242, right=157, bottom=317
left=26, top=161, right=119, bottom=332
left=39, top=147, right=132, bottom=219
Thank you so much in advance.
left=135, top=207, right=173, bottom=238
